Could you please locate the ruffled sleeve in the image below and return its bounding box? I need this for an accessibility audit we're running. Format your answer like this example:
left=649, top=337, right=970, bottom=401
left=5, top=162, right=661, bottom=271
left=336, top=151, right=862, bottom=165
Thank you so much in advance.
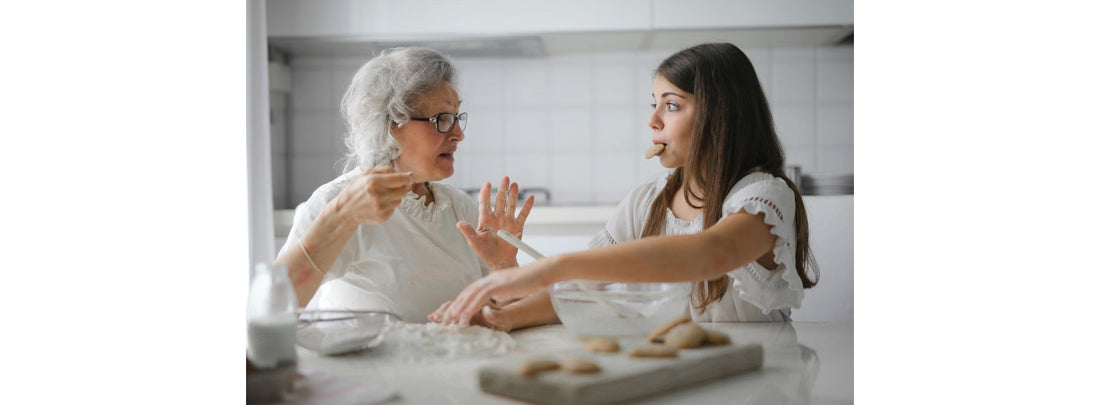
left=721, top=173, right=805, bottom=312
left=589, top=174, right=664, bottom=248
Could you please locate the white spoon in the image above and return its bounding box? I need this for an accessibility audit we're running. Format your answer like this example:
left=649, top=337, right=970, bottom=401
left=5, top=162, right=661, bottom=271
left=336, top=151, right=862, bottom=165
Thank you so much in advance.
left=495, top=229, right=545, bottom=260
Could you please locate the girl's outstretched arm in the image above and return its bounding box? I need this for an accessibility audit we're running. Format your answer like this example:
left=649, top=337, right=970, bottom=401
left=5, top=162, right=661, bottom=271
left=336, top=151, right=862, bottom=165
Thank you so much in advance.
left=441, top=211, right=776, bottom=326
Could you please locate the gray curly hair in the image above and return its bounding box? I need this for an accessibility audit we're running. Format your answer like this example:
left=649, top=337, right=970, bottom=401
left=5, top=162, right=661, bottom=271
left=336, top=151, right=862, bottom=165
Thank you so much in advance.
left=340, top=47, right=457, bottom=171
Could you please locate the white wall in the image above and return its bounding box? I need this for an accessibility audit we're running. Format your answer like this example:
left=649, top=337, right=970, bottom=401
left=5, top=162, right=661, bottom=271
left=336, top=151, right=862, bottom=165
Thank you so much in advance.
left=280, top=46, right=853, bottom=207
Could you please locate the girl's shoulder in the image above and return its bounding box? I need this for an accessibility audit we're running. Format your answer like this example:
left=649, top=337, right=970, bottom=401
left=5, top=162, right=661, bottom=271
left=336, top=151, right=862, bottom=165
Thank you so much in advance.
left=723, top=171, right=798, bottom=225
left=728, top=171, right=792, bottom=198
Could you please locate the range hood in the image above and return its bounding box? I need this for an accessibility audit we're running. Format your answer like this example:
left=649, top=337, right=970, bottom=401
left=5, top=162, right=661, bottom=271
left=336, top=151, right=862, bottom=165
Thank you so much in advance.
left=270, top=28, right=852, bottom=58
left=267, top=0, right=853, bottom=58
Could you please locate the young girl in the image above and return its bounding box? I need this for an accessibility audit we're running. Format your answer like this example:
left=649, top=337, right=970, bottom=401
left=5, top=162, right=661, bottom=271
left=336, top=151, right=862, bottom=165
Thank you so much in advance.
left=431, top=43, right=818, bottom=328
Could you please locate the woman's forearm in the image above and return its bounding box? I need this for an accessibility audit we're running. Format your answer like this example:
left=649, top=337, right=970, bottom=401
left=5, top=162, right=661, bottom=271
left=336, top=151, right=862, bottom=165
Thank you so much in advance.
left=276, top=199, right=362, bottom=307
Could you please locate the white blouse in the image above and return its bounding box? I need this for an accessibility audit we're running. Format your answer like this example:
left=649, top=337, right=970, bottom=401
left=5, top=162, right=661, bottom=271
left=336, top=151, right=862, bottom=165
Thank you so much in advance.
left=590, top=171, right=805, bottom=322
left=278, top=168, right=488, bottom=323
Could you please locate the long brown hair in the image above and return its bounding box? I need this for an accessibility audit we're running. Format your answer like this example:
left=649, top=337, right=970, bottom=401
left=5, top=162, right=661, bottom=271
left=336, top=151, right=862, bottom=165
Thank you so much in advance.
left=641, top=43, right=818, bottom=313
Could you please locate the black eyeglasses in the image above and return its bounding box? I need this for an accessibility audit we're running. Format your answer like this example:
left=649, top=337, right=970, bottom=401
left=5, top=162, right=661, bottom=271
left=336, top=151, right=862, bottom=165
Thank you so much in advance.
left=408, top=112, right=468, bottom=134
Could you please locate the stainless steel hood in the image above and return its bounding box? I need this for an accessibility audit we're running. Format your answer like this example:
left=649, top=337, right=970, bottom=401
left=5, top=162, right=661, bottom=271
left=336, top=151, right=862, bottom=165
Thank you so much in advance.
left=266, top=0, right=853, bottom=58
left=269, top=26, right=852, bottom=58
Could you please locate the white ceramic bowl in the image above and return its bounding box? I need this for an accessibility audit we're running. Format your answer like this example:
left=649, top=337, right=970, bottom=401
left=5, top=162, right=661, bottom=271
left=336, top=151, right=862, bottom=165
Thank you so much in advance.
left=548, top=281, right=692, bottom=337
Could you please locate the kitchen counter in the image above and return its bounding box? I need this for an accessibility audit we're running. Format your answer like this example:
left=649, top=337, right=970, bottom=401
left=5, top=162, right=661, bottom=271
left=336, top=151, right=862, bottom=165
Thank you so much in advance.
left=273, top=206, right=618, bottom=239
left=292, top=321, right=853, bottom=404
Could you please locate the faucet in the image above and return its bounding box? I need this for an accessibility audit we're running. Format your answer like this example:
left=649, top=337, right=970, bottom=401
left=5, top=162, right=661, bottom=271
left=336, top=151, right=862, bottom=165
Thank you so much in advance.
left=462, top=187, right=552, bottom=205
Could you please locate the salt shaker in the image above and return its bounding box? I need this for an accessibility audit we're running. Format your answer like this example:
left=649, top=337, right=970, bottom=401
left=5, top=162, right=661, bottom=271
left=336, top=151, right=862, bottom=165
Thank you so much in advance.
left=247, top=262, right=298, bottom=369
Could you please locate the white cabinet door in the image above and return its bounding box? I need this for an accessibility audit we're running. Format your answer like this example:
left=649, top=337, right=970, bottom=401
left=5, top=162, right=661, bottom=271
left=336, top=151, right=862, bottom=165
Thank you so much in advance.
left=652, top=0, right=854, bottom=30
left=266, top=0, right=851, bottom=39
left=266, top=0, right=649, bottom=38
left=792, top=195, right=854, bottom=321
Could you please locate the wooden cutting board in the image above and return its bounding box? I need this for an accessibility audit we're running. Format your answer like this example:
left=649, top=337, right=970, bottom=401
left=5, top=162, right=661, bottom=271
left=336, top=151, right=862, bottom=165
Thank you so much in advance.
left=478, top=343, right=763, bottom=405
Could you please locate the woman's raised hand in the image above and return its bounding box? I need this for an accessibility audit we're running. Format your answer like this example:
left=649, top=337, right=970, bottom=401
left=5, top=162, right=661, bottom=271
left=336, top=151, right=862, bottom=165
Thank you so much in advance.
left=457, top=176, right=535, bottom=269
left=334, top=167, right=413, bottom=225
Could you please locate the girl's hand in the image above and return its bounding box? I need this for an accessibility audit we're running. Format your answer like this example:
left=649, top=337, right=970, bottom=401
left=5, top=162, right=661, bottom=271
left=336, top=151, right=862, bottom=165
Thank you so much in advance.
left=428, top=300, right=513, bottom=332
left=457, top=176, right=535, bottom=269
left=441, top=261, right=554, bottom=327
left=334, top=167, right=413, bottom=225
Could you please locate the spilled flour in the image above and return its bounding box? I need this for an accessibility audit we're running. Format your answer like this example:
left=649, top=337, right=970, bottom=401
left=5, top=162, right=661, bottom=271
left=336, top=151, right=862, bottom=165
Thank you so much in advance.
left=368, top=321, right=516, bottom=363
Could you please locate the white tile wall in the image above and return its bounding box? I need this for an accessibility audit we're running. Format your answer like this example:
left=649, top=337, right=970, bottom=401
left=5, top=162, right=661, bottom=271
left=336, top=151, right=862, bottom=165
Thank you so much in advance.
left=817, top=61, right=854, bottom=102
left=290, top=69, right=335, bottom=112
left=461, top=109, right=505, bottom=153
left=593, top=106, right=637, bottom=151
left=771, top=62, right=816, bottom=103
left=548, top=62, right=592, bottom=106
left=592, top=151, right=638, bottom=203
left=281, top=46, right=853, bottom=206
left=464, top=153, right=506, bottom=190
left=290, top=112, right=337, bottom=153
left=773, top=105, right=816, bottom=148
left=818, top=145, right=854, bottom=174
left=817, top=104, right=854, bottom=146
left=550, top=153, right=595, bottom=204
left=453, top=59, right=507, bottom=107
left=549, top=107, right=593, bottom=152
left=504, top=108, right=549, bottom=153
left=291, top=155, right=344, bottom=201
left=505, top=61, right=548, bottom=106
left=592, top=67, right=635, bottom=105
left=504, top=153, right=551, bottom=191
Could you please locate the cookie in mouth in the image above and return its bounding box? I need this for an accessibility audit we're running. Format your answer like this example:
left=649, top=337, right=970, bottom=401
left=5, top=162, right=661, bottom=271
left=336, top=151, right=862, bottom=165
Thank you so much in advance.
left=645, top=143, right=665, bottom=159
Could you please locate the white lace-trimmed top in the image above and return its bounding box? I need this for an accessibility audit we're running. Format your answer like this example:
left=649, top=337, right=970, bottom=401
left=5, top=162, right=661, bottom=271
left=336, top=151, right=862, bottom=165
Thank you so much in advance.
left=590, top=171, right=805, bottom=322
left=278, top=167, right=488, bottom=323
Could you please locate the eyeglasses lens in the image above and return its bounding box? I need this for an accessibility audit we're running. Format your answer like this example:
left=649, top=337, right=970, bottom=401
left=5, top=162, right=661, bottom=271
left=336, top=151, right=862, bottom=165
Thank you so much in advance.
left=437, top=114, right=455, bottom=133
left=457, top=113, right=467, bottom=131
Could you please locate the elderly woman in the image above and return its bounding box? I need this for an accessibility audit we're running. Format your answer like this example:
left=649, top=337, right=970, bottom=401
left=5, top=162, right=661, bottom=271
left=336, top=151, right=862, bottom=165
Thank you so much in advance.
left=275, top=47, right=533, bottom=322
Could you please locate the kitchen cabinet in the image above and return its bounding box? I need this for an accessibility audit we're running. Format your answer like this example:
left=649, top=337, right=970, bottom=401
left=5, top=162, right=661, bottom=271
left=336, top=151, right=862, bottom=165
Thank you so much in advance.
left=652, top=0, right=853, bottom=29
left=266, top=0, right=649, bottom=38
left=797, top=195, right=853, bottom=322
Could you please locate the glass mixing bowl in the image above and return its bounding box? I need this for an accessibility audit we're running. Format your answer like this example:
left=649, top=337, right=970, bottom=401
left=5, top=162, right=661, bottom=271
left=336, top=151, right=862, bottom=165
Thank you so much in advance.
left=548, top=281, right=692, bottom=337
left=296, top=310, right=400, bottom=355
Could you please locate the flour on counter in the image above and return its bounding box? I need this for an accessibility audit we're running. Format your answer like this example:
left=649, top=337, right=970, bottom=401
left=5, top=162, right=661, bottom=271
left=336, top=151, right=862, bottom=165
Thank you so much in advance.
left=369, top=321, right=516, bottom=363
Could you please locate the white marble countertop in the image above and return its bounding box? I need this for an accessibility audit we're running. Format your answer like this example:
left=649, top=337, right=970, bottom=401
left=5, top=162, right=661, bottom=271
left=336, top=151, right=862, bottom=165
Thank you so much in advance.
left=293, top=321, right=853, bottom=404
